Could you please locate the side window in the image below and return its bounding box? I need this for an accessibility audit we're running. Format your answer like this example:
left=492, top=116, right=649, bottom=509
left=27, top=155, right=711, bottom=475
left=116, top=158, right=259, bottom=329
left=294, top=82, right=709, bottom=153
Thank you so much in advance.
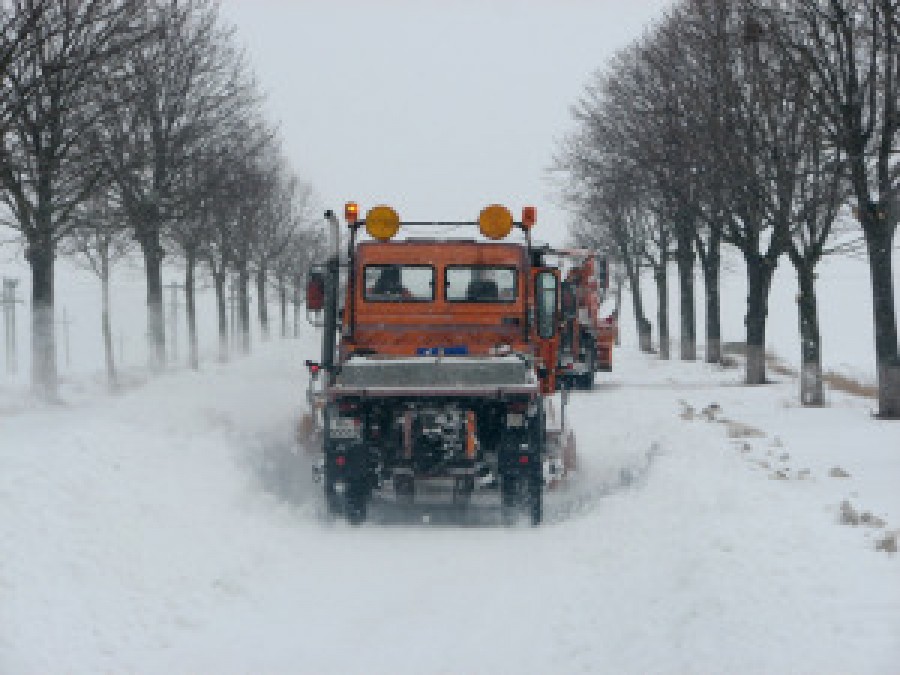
left=535, top=271, right=558, bottom=339
left=364, top=265, right=434, bottom=302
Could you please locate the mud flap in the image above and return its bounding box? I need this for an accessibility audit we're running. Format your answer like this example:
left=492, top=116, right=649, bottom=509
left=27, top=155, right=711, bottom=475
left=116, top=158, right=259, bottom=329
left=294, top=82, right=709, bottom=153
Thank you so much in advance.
left=297, top=413, right=316, bottom=446
left=563, top=429, right=577, bottom=471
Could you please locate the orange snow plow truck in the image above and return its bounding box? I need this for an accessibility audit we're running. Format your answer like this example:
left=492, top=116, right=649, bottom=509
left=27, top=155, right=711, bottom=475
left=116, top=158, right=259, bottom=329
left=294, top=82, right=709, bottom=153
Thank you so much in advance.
left=556, top=250, right=617, bottom=390
left=303, top=203, right=575, bottom=525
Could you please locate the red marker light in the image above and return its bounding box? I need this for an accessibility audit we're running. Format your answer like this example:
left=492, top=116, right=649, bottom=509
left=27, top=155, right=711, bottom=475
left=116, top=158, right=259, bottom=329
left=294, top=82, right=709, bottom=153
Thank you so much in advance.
left=519, top=455, right=530, bottom=464
left=522, top=206, right=536, bottom=229
left=335, top=455, right=346, bottom=467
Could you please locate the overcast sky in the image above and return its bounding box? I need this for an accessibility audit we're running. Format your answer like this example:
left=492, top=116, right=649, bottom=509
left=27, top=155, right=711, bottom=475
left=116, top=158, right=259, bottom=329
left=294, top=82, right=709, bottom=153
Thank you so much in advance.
left=219, top=0, right=672, bottom=245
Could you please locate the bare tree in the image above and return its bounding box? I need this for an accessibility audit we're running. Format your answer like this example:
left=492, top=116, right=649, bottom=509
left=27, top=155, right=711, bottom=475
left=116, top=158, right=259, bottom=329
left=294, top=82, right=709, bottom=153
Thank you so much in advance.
left=0, top=2, right=46, bottom=136
left=274, top=222, right=322, bottom=339
left=666, top=0, right=732, bottom=363
left=638, top=208, right=673, bottom=359
left=98, top=0, right=242, bottom=372
left=568, top=182, right=654, bottom=353
left=777, top=0, right=900, bottom=417
left=199, top=121, right=272, bottom=360
left=786, top=133, right=854, bottom=405
left=709, top=5, right=809, bottom=385
left=253, top=169, right=314, bottom=341
left=636, top=14, right=702, bottom=361
left=0, top=0, right=142, bottom=398
left=555, top=48, right=659, bottom=353
left=61, top=187, right=131, bottom=388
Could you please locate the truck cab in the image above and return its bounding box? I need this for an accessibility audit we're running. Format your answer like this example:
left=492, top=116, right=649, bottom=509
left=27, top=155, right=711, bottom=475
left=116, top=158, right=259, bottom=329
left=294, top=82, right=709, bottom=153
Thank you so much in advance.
left=342, top=239, right=559, bottom=393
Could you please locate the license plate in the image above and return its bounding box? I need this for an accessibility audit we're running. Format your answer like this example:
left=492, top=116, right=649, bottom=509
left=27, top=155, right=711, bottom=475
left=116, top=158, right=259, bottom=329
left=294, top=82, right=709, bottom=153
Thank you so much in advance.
left=506, top=413, right=526, bottom=428
left=330, top=417, right=362, bottom=440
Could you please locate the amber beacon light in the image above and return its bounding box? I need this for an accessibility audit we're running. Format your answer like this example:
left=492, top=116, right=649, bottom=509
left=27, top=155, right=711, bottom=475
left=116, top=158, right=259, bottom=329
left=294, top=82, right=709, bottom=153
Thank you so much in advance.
left=478, top=204, right=514, bottom=240
left=344, top=201, right=360, bottom=225
left=365, top=205, right=401, bottom=241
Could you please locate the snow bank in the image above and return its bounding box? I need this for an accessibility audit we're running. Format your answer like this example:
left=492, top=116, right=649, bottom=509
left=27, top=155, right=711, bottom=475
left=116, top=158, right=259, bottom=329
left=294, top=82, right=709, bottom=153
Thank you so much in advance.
left=1, top=339, right=897, bottom=674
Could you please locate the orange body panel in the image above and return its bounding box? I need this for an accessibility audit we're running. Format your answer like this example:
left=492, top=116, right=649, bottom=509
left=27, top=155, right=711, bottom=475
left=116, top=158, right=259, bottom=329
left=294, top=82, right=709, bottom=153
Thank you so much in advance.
left=340, top=240, right=558, bottom=393
left=344, top=241, right=529, bottom=357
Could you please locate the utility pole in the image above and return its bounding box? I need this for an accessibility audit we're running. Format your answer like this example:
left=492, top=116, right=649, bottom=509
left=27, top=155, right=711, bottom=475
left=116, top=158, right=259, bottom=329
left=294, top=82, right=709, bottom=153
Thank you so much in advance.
left=164, top=282, right=185, bottom=362
left=2, top=278, right=23, bottom=375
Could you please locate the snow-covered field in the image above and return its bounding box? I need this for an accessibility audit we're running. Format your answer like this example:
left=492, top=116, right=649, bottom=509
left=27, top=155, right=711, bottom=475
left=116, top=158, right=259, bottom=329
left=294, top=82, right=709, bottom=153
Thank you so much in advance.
left=1, top=328, right=897, bottom=674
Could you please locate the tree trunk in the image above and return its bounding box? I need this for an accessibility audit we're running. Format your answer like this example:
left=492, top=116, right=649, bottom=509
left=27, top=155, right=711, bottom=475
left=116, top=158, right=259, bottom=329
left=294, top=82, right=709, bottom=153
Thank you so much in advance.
left=139, top=227, right=166, bottom=372
left=185, top=249, right=199, bottom=371
left=700, top=245, right=722, bottom=364
left=256, top=266, right=269, bottom=341
left=626, top=269, right=652, bottom=352
left=744, top=253, right=774, bottom=385
left=213, top=270, right=228, bottom=362
left=655, top=268, right=669, bottom=360
left=796, top=261, right=823, bottom=406
left=279, top=273, right=287, bottom=338
left=26, top=238, right=58, bottom=400
left=238, top=264, right=251, bottom=355
left=677, top=233, right=696, bottom=361
left=100, top=244, right=117, bottom=389
left=863, top=224, right=900, bottom=418
left=293, top=274, right=301, bottom=338
left=613, top=276, right=623, bottom=346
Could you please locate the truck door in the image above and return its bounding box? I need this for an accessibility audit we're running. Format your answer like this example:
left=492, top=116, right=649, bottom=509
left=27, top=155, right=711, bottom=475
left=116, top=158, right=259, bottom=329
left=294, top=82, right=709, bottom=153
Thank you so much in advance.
left=532, top=269, right=560, bottom=393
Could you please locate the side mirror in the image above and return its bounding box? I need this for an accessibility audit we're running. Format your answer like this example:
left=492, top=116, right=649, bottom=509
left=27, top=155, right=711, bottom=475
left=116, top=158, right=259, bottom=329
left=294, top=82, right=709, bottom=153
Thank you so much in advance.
left=306, top=272, right=325, bottom=311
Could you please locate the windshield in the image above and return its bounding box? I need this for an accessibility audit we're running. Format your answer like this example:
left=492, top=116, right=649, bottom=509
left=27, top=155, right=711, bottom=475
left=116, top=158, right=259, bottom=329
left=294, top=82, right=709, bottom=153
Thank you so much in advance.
left=445, top=266, right=517, bottom=303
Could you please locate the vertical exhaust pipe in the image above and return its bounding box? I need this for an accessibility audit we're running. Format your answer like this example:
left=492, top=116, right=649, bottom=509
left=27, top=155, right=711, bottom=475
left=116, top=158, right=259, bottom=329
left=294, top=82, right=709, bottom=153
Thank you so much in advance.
left=321, top=210, right=342, bottom=381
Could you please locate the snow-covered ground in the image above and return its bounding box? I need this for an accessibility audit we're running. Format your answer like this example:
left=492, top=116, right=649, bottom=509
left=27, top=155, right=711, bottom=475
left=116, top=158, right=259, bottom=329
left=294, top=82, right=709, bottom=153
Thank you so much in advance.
left=1, top=329, right=897, bottom=674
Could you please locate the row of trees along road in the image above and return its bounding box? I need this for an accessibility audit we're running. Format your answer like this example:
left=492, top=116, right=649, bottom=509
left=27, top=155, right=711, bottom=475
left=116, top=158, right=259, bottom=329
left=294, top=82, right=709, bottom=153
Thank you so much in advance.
left=556, top=0, right=900, bottom=418
left=1, top=0, right=323, bottom=398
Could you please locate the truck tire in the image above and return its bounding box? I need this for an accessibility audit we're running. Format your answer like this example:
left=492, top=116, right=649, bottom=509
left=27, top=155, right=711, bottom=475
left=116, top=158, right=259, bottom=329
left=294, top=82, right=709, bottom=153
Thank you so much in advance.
left=579, top=341, right=596, bottom=390
left=500, top=472, right=519, bottom=526
left=324, top=468, right=342, bottom=517
left=453, top=476, right=474, bottom=509
left=395, top=475, right=415, bottom=505
left=325, top=486, right=342, bottom=517
left=528, top=475, right=543, bottom=526
left=346, top=483, right=369, bottom=525
left=500, top=471, right=542, bottom=526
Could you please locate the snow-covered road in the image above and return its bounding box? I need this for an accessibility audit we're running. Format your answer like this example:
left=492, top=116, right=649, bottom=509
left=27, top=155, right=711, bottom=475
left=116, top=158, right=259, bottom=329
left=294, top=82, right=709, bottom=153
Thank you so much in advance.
left=1, top=340, right=897, bottom=674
